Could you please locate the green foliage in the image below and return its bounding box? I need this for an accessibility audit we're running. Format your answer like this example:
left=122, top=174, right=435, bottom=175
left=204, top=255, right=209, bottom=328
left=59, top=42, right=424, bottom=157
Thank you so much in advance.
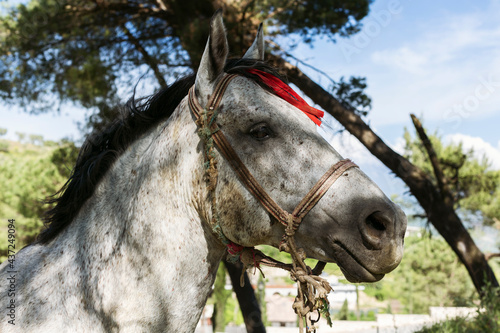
left=0, top=141, right=8, bottom=152
left=344, top=309, right=376, bottom=321
left=207, top=264, right=246, bottom=328
left=367, top=235, right=477, bottom=314
left=212, top=263, right=232, bottom=331
left=362, top=279, right=398, bottom=302
left=337, top=299, right=349, bottom=320
left=256, top=273, right=268, bottom=326
left=334, top=76, right=371, bottom=116
left=50, top=141, right=79, bottom=178
left=15, top=132, right=26, bottom=142
left=403, top=129, right=500, bottom=226
left=0, top=138, right=77, bottom=262
left=0, top=0, right=120, bottom=112
left=0, top=0, right=372, bottom=118
left=0, top=129, right=8, bottom=152
left=320, top=298, right=333, bottom=326
left=417, top=316, right=470, bottom=333
left=334, top=301, right=376, bottom=322
left=256, top=0, right=372, bottom=44
left=224, top=291, right=245, bottom=327
left=416, top=282, right=500, bottom=333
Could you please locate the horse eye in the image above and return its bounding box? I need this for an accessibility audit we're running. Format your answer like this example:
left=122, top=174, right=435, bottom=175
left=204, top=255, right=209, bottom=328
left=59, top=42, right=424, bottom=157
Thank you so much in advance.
left=249, top=124, right=272, bottom=141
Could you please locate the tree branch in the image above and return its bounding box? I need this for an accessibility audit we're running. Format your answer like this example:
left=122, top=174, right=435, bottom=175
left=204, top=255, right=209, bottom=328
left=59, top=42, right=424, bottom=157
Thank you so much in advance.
left=121, top=25, right=167, bottom=88
left=267, top=40, right=337, bottom=88
left=410, top=114, right=454, bottom=206
left=485, top=253, right=500, bottom=261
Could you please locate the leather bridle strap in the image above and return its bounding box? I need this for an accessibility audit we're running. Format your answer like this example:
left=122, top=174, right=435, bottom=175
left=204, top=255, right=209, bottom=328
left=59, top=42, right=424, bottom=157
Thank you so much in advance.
left=188, top=74, right=358, bottom=234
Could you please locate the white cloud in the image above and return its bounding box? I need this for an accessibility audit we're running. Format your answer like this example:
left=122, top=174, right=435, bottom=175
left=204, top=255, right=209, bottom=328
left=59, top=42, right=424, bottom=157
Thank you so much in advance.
left=362, top=2, right=500, bottom=128
left=371, top=10, right=500, bottom=74
left=445, top=134, right=500, bottom=170
left=372, top=47, right=428, bottom=74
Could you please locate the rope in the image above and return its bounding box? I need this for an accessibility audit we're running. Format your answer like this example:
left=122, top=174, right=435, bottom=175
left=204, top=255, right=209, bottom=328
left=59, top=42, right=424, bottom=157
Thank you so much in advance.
left=280, top=216, right=333, bottom=332
left=196, top=104, right=231, bottom=246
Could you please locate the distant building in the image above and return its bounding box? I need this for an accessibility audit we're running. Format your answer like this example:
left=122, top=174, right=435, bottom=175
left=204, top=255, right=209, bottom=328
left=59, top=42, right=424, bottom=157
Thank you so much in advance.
left=405, top=226, right=424, bottom=238
left=264, top=284, right=296, bottom=297
left=326, top=275, right=364, bottom=309
left=266, top=293, right=296, bottom=327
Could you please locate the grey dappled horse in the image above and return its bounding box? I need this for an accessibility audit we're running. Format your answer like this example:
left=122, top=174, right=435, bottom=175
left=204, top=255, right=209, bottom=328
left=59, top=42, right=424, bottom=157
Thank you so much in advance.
left=0, top=12, right=406, bottom=333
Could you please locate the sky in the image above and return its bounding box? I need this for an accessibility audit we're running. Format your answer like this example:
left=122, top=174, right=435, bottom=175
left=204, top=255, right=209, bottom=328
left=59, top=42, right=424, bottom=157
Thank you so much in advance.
left=1, top=1, right=499, bottom=246
left=286, top=0, right=500, bottom=197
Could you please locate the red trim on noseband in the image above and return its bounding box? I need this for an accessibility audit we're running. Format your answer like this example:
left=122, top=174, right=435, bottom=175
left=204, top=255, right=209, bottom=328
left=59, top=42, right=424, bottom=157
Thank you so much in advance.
left=247, top=69, right=324, bottom=126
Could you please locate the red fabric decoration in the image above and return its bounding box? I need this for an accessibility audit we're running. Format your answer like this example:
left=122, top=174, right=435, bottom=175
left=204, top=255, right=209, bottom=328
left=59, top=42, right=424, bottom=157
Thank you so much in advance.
left=227, top=242, right=244, bottom=255
left=247, top=68, right=324, bottom=126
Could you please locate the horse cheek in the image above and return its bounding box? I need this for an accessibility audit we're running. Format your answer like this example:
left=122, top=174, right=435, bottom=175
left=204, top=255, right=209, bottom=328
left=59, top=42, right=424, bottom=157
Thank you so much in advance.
left=218, top=182, right=269, bottom=246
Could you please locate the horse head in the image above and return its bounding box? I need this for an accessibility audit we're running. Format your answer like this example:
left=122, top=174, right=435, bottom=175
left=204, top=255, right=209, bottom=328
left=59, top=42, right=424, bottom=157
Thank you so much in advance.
left=193, top=11, right=407, bottom=283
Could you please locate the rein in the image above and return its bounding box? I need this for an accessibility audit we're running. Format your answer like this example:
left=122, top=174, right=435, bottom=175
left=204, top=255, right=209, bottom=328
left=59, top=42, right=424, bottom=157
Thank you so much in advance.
left=188, top=73, right=357, bottom=332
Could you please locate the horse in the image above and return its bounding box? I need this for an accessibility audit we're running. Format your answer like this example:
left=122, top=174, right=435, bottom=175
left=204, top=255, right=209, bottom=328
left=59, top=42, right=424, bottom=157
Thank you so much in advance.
left=0, top=12, right=406, bottom=333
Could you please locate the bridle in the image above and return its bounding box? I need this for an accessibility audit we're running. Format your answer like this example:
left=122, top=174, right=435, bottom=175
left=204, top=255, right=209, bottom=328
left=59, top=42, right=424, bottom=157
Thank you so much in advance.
left=188, top=73, right=357, bottom=242
left=188, top=72, right=358, bottom=332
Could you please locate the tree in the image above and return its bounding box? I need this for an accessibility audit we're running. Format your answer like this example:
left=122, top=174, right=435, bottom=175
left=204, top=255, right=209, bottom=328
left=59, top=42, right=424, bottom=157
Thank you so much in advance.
left=337, top=299, right=349, bottom=320
left=0, top=0, right=371, bottom=119
left=225, top=259, right=266, bottom=333
left=402, top=126, right=500, bottom=227
left=256, top=273, right=268, bottom=327
left=384, top=234, right=476, bottom=314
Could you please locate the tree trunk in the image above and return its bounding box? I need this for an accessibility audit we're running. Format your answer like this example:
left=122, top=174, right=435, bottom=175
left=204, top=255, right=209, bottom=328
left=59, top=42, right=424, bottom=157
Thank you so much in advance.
left=225, top=261, right=266, bottom=333
left=271, top=56, right=498, bottom=294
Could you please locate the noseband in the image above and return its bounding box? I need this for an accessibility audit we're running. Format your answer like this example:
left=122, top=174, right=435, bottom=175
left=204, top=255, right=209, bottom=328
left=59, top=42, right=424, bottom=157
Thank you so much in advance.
left=188, top=74, right=357, bottom=241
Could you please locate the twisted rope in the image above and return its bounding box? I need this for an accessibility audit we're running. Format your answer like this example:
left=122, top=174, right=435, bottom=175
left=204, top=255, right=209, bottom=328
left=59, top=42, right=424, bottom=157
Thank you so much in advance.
left=279, top=216, right=333, bottom=332
left=196, top=105, right=231, bottom=246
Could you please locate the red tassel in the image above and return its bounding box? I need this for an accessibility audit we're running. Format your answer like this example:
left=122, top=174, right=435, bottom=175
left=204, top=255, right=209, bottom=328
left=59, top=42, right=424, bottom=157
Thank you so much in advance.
left=247, top=69, right=324, bottom=126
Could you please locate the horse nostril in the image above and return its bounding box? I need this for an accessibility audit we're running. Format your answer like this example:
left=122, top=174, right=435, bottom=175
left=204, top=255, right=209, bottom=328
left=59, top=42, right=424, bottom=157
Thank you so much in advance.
left=361, top=211, right=391, bottom=250
left=366, top=212, right=387, bottom=232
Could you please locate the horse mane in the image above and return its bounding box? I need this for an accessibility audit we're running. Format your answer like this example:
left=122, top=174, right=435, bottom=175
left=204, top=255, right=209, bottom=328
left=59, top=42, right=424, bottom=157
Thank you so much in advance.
left=38, top=59, right=284, bottom=244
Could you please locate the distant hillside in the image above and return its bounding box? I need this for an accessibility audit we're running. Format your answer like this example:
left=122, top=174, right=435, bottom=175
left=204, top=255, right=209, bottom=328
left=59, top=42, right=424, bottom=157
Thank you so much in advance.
left=0, top=138, right=78, bottom=261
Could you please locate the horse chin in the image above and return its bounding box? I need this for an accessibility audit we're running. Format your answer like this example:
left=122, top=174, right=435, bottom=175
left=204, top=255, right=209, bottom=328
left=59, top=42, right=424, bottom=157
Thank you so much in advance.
left=329, top=241, right=385, bottom=283
left=338, top=264, right=385, bottom=283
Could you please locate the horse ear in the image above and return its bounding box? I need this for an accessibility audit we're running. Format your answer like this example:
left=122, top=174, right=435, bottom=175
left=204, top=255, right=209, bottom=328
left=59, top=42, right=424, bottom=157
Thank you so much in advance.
left=243, top=23, right=265, bottom=60
left=195, top=10, right=228, bottom=102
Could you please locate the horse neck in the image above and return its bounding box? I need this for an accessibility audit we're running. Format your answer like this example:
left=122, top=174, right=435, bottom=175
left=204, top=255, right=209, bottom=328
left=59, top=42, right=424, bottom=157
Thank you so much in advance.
left=57, top=99, right=225, bottom=330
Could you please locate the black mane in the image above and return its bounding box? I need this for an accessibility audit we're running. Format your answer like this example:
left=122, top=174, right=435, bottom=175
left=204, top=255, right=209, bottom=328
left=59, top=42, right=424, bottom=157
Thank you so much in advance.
left=38, top=59, right=284, bottom=243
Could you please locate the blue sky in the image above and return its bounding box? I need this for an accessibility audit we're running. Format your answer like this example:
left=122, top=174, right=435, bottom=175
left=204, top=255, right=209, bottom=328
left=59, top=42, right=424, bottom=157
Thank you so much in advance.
left=286, top=0, right=500, bottom=198
left=2, top=1, right=500, bottom=201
